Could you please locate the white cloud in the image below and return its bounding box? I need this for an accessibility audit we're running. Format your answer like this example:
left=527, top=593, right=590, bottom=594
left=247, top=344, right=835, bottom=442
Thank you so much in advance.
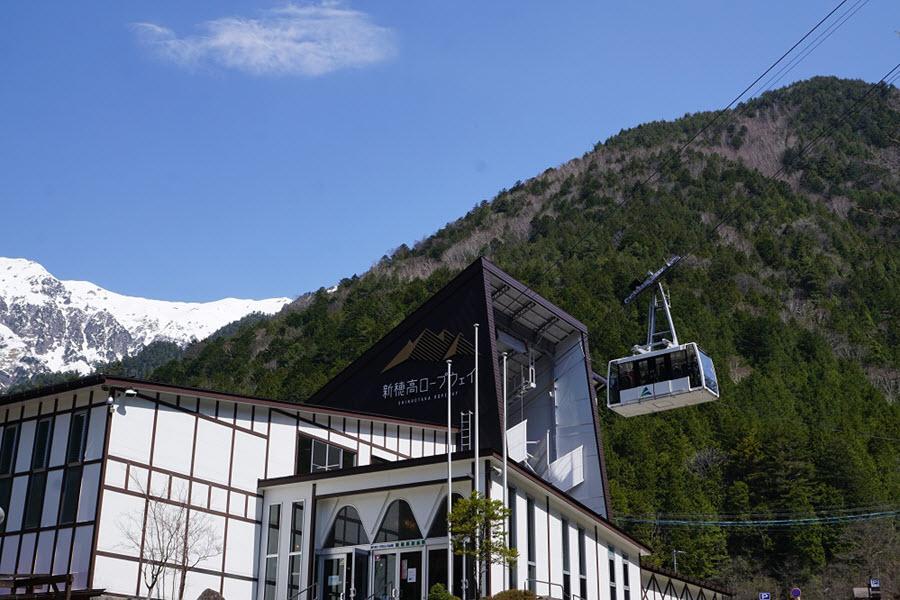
left=132, top=2, right=395, bottom=76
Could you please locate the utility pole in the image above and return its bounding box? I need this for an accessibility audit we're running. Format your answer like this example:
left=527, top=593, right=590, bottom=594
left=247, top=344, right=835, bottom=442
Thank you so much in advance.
left=672, top=550, right=686, bottom=574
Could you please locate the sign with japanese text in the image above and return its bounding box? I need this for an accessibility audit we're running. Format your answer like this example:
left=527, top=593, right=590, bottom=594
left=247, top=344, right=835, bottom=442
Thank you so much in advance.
left=308, top=265, right=501, bottom=445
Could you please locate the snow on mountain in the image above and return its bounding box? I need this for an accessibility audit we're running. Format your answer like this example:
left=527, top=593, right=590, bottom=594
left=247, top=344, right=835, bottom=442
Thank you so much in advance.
left=0, top=257, right=291, bottom=390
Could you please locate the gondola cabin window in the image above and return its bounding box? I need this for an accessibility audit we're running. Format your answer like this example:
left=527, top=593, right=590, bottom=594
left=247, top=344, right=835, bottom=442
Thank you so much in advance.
left=607, top=343, right=719, bottom=417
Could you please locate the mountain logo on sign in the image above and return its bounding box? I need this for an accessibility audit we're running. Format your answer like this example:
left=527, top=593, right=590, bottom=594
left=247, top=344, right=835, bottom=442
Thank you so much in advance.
left=640, top=386, right=652, bottom=398
left=382, top=329, right=475, bottom=372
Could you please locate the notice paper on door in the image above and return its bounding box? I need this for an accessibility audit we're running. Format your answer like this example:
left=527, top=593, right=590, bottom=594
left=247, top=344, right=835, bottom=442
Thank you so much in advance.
left=407, top=568, right=416, bottom=583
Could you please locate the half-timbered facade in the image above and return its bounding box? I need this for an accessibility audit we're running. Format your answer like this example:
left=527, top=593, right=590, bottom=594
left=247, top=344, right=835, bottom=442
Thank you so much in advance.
left=0, top=258, right=729, bottom=600
left=0, top=376, right=456, bottom=598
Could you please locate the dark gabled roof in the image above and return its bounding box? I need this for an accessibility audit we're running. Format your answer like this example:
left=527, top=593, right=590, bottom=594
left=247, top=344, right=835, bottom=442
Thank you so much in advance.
left=482, top=257, right=587, bottom=335
left=0, top=373, right=107, bottom=405
left=305, top=258, right=490, bottom=408
left=0, top=374, right=457, bottom=430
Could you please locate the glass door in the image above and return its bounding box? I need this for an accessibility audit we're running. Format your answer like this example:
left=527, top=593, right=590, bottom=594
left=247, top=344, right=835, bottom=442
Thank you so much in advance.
left=398, top=551, right=422, bottom=600
left=322, top=555, right=348, bottom=600
left=352, top=549, right=370, bottom=600
left=374, top=553, right=397, bottom=600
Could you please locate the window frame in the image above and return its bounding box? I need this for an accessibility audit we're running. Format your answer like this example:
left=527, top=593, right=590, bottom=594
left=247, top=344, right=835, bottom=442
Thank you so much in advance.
left=0, top=424, right=19, bottom=532
left=265, top=503, right=282, bottom=600
left=577, top=527, right=587, bottom=600
left=608, top=546, right=617, bottom=600
left=561, top=518, right=571, bottom=600
left=65, top=410, right=89, bottom=464
left=325, top=505, right=369, bottom=548
left=287, top=501, right=304, bottom=600
left=296, top=434, right=357, bottom=475
left=23, top=416, right=54, bottom=530
left=373, top=499, right=421, bottom=543
left=526, top=496, right=536, bottom=592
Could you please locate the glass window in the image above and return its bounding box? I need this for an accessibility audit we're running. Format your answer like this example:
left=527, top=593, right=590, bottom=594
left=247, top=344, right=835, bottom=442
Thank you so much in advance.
left=32, top=418, right=52, bottom=469
left=0, top=424, right=18, bottom=534
left=608, top=366, right=620, bottom=405
left=267, top=504, right=281, bottom=555
left=646, top=357, right=658, bottom=383
left=290, top=502, right=304, bottom=553
left=578, top=528, right=587, bottom=600
left=526, top=496, right=536, bottom=592
left=59, top=466, right=82, bottom=525
left=426, top=494, right=463, bottom=538
left=0, top=425, right=18, bottom=474
left=562, top=519, right=571, bottom=600
left=698, top=349, right=719, bottom=394
left=0, top=478, right=11, bottom=532
left=265, top=556, right=278, bottom=600
left=297, top=436, right=312, bottom=475
left=23, top=471, right=47, bottom=529
left=670, top=350, right=687, bottom=380
left=374, top=500, right=421, bottom=543
left=619, top=362, right=635, bottom=390
left=312, top=440, right=328, bottom=471
left=287, top=502, right=303, bottom=600
left=341, top=449, right=356, bottom=470
left=265, top=504, right=281, bottom=600
left=654, top=356, right=669, bottom=383
left=608, top=546, right=616, bottom=600
left=325, top=506, right=369, bottom=547
left=636, top=360, right=649, bottom=387
left=326, top=445, right=342, bottom=470
left=622, top=553, right=630, bottom=591
left=297, top=435, right=356, bottom=475
left=688, top=347, right=702, bottom=388
left=66, top=411, right=88, bottom=463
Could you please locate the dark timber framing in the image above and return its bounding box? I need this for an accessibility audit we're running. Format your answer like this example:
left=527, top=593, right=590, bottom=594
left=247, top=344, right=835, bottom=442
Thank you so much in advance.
left=0, top=389, right=105, bottom=593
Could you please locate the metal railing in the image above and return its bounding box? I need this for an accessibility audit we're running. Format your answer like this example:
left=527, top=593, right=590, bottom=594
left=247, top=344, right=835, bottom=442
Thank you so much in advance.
left=521, top=579, right=584, bottom=600
left=288, top=581, right=318, bottom=600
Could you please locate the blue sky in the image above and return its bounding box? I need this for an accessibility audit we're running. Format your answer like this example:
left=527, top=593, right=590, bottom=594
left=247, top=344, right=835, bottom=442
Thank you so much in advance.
left=1, top=1, right=896, bottom=301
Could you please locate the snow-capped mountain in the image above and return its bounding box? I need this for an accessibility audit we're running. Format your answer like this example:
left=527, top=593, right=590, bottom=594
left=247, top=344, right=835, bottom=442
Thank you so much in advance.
left=0, top=257, right=291, bottom=390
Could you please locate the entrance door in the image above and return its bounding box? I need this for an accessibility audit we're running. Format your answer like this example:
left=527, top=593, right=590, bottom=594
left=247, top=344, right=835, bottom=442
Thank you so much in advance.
left=352, top=549, right=370, bottom=600
left=323, top=556, right=348, bottom=600
left=398, top=551, right=422, bottom=600
left=374, top=553, right=397, bottom=600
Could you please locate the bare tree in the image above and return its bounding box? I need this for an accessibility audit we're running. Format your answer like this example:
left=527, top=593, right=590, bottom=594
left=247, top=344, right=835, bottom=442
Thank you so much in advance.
left=119, top=474, right=222, bottom=599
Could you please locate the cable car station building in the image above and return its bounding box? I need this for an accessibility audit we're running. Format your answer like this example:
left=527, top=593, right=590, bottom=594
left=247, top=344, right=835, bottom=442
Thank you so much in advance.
left=0, top=259, right=729, bottom=600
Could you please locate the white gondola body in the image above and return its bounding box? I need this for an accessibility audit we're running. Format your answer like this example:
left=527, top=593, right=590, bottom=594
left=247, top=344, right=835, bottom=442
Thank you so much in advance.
left=606, top=342, right=719, bottom=417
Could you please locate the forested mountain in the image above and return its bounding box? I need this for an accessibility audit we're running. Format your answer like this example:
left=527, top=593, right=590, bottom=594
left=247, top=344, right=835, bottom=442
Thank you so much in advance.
left=151, top=77, right=899, bottom=594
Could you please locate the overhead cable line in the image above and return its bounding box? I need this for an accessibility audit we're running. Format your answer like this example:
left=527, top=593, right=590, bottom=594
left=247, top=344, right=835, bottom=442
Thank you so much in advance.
left=622, top=504, right=900, bottom=520
left=748, top=0, right=871, bottom=97
left=472, top=0, right=869, bottom=394
left=615, top=509, right=899, bottom=528
left=677, top=61, right=900, bottom=260
left=458, top=0, right=859, bottom=351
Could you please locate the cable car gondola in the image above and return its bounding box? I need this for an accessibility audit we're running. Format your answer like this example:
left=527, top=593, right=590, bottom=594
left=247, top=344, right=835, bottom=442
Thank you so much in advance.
left=606, top=256, right=720, bottom=417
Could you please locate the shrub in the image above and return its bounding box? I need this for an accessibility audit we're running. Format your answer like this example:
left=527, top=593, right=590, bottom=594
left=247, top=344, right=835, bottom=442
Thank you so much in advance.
left=490, top=589, right=538, bottom=600
left=428, top=584, right=460, bottom=600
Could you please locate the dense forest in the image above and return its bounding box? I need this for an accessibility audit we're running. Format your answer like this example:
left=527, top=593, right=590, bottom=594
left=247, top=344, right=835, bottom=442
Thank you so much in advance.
left=22, top=77, right=900, bottom=595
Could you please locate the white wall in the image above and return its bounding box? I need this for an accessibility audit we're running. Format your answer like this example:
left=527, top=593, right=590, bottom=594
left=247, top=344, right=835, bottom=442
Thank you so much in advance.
left=95, top=387, right=454, bottom=599
left=304, top=458, right=647, bottom=600
left=554, top=334, right=606, bottom=516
